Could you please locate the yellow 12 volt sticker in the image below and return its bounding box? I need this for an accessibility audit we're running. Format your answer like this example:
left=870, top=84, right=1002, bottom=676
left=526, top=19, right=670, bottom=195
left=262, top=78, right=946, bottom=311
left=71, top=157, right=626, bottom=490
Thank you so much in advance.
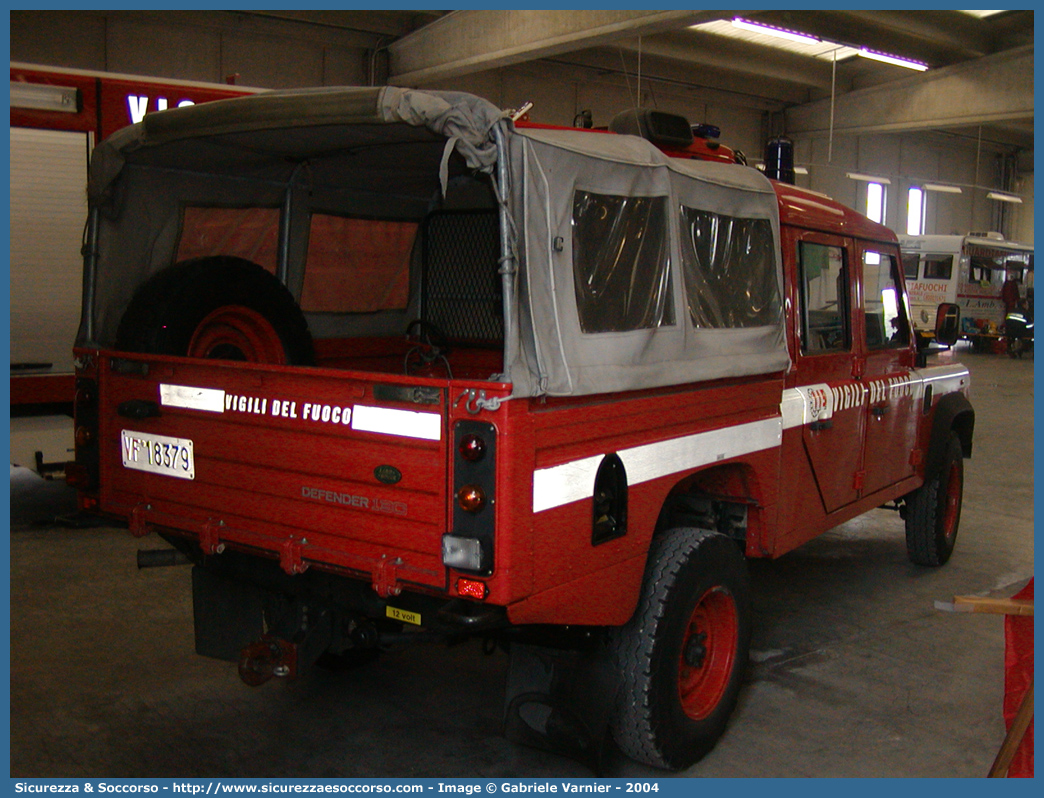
left=386, top=606, right=421, bottom=626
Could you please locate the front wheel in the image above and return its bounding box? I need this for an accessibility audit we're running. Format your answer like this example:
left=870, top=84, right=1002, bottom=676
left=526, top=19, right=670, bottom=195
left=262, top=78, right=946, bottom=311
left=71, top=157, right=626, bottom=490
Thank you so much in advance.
left=905, top=432, right=964, bottom=566
left=611, top=528, right=751, bottom=770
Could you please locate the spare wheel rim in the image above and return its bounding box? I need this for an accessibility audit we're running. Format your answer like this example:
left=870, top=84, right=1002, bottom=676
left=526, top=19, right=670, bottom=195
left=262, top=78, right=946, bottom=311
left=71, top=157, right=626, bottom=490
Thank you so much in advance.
left=678, top=586, right=738, bottom=720
left=188, top=305, right=287, bottom=364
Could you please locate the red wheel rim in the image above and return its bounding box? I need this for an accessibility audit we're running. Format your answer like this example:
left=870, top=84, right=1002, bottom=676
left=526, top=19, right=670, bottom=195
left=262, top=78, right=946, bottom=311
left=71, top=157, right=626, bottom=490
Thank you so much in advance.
left=941, top=461, right=962, bottom=543
left=678, top=586, right=738, bottom=720
left=188, top=305, right=287, bottom=364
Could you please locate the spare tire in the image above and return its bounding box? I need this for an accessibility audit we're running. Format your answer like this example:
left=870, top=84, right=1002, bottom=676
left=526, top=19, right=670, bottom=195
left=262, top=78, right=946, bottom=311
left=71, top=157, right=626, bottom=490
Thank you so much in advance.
left=115, top=256, right=314, bottom=366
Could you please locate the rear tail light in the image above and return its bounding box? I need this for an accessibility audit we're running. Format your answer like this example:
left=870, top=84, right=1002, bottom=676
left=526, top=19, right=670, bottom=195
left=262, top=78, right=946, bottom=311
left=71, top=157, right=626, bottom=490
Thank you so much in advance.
left=458, top=433, right=487, bottom=462
left=456, top=578, right=489, bottom=600
left=70, top=375, right=100, bottom=492
left=65, top=462, right=91, bottom=489
left=442, top=535, right=485, bottom=571
left=74, top=426, right=94, bottom=447
left=457, top=484, right=487, bottom=513
left=447, top=421, right=497, bottom=575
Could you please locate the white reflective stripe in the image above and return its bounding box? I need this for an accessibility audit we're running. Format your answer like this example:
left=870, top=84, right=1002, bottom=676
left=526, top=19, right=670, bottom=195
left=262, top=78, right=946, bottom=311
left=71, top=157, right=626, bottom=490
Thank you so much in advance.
left=159, top=384, right=225, bottom=413
left=532, top=364, right=969, bottom=514
left=914, top=364, right=970, bottom=395
left=532, top=454, right=604, bottom=514
left=781, top=384, right=834, bottom=428
left=532, top=417, right=782, bottom=513
left=351, top=405, right=442, bottom=441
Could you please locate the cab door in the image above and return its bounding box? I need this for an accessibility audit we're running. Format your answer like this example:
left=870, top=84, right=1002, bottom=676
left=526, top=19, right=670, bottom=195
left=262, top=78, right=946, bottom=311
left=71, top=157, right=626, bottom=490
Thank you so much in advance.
left=858, top=244, right=919, bottom=494
left=786, top=230, right=866, bottom=513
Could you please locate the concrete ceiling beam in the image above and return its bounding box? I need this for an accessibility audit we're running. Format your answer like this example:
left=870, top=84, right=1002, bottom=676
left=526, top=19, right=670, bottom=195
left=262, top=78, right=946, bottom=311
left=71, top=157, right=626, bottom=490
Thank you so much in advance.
left=615, top=29, right=834, bottom=92
left=785, top=45, right=1033, bottom=139
left=557, top=46, right=807, bottom=108
left=387, top=9, right=727, bottom=86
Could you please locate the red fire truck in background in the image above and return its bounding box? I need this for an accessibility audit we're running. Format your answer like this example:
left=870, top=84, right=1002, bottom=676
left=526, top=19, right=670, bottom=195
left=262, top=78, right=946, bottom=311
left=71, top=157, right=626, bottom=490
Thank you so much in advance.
left=9, top=63, right=257, bottom=471
left=10, top=62, right=258, bottom=406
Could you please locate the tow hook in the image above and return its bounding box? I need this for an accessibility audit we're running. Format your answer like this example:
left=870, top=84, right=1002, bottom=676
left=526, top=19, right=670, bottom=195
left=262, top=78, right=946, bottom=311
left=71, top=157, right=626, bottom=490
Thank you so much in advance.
left=238, top=636, right=298, bottom=686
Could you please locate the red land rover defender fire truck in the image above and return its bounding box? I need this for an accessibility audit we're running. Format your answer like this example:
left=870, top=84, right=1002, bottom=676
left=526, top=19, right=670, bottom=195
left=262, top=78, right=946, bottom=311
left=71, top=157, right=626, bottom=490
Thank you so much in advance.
left=68, top=87, right=973, bottom=771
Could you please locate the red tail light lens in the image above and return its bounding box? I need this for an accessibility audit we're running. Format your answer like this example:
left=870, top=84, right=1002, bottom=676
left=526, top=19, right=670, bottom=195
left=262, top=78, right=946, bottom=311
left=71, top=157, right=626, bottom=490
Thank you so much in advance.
left=458, top=434, right=487, bottom=462
left=74, top=426, right=95, bottom=448
left=65, top=462, right=90, bottom=489
left=457, top=485, right=487, bottom=513
left=456, top=578, right=488, bottom=600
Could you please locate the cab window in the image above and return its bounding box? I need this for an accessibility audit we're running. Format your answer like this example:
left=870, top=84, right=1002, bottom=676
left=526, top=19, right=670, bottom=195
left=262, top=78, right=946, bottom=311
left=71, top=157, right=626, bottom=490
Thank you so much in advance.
left=902, top=253, right=920, bottom=281
left=863, top=251, right=910, bottom=349
left=923, top=254, right=954, bottom=280
left=799, top=241, right=849, bottom=353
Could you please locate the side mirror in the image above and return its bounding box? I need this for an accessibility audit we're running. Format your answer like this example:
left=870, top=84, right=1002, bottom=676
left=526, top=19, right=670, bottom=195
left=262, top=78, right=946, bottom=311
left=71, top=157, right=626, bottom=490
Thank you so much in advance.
left=935, top=302, right=961, bottom=347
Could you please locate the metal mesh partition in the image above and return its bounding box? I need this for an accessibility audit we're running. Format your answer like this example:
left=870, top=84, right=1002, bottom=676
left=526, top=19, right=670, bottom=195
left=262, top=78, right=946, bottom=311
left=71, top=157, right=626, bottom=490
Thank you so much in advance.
left=422, top=211, right=503, bottom=344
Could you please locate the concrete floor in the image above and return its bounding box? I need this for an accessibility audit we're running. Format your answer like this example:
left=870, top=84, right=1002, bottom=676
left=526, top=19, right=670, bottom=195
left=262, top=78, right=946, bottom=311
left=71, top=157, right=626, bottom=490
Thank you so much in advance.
left=8, top=348, right=1034, bottom=778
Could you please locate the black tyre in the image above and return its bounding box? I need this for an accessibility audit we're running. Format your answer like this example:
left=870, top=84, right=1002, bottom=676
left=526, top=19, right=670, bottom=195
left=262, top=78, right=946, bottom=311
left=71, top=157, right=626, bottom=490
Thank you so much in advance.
left=611, top=528, right=751, bottom=770
left=115, top=256, right=313, bottom=365
left=905, top=432, right=964, bottom=566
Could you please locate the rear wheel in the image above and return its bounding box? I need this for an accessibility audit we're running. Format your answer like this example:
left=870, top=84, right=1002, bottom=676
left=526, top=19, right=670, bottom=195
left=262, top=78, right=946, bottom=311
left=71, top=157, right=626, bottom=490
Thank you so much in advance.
left=905, top=432, right=964, bottom=566
left=611, top=528, right=751, bottom=770
left=115, top=256, right=313, bottom=365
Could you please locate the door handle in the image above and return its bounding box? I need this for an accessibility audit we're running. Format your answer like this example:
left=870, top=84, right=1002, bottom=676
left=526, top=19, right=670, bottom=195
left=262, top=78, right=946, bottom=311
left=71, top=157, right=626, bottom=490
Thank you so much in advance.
left=870, top=405, right=888, bottom=417
left=810, top=419, right=833, bottom=431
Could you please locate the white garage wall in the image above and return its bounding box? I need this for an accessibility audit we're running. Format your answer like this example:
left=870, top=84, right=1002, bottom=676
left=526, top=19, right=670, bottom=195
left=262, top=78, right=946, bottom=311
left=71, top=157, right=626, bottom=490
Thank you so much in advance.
left=792, top=130, right=1030, bottom=242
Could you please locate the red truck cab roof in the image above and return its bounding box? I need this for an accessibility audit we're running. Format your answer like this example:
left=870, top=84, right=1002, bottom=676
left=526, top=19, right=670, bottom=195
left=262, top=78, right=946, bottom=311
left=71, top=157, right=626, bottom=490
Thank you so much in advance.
left=773, top=180, right=898, bottom=243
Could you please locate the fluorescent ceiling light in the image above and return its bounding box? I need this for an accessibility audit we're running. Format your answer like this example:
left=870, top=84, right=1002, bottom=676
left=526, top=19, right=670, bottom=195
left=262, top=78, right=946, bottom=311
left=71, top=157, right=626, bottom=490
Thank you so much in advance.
left=987, top=191, right=1023, bottom=204
left=858, top=48, right=929, bottom=71
left=690, top=20, right=859, bottom=62
left=847, top=172, right=892, bottom=185
left=10, top=81, right=79, bottom=112
left=731, top=17, right=820, bottom=46
left=924, top=183, right=963, bottom=194
left=959, top=10, right=1006, bottom=19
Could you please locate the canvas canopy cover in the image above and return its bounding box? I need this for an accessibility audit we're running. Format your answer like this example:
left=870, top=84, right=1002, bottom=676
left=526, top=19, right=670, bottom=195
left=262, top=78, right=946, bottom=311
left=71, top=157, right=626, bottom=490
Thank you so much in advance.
left=81, top=85, right=790, bottom=398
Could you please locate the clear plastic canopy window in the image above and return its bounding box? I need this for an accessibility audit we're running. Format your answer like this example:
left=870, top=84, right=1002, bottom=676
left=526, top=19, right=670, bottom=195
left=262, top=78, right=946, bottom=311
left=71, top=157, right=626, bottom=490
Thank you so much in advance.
left=571, top=191, right=674, bottom=334
left=679, top=208, right=782, bottom=329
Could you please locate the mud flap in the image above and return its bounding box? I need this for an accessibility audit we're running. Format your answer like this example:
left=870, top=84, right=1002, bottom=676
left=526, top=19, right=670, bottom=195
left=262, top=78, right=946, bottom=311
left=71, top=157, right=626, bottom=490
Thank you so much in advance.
left=192, top=566, right=265, bottom=661
left=503, top=642, right=618, bottom=774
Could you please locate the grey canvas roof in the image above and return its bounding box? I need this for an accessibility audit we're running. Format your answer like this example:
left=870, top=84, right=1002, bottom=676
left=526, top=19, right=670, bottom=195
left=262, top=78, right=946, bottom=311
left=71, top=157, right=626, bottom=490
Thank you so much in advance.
left=89, top=86, right=504, bottom=203
left=83, top=86, right=790, bottom=398
left=506, top=126, right=788, bottom=396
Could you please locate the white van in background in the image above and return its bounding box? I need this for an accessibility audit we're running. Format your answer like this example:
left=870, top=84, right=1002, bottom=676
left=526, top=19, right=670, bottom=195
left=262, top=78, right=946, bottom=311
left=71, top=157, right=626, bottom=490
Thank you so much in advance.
left=899, top=232, right=1033, bottom=342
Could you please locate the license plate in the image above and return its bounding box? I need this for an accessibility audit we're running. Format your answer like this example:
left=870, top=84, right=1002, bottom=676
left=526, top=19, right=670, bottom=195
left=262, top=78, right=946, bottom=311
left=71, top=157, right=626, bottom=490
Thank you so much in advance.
left=121, top=430, right=195, bottom=480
